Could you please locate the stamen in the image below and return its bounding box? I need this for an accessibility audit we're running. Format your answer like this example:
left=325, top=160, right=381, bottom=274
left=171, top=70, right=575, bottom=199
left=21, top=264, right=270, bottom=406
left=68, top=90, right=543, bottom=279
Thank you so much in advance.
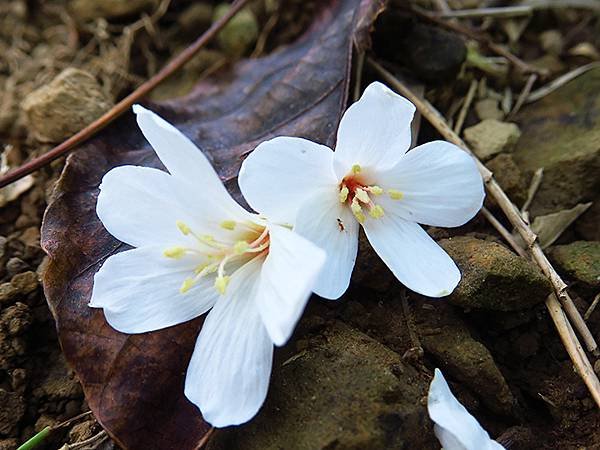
left=214, top=275, right=230, bottom=295
left=369, top=185, right=383, bottom=195
left=388, top=189, right=404, bottom=200
left=351, top=197, right=365, bottom=224
left=234, top=240, right=250, bottom=254
left=180, top=277, right=195, bottom=294
left=339, top=185, right=349, bottom=203
left=164, top=247, right=186, bottom=259
left=176, top=221, right=191, bottom=235
left=369, top=204, right=385, bottom=219
left=352, top=164, right=361, bottom=174
left=354, top=188, right=370, bottom=204
left=220, top=220, right=236, bottom=230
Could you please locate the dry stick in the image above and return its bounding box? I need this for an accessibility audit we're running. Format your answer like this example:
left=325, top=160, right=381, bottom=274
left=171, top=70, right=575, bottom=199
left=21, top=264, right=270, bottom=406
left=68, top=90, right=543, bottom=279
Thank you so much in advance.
left=367, top=58, right=599, bottom=356
left=585, top=293, right=600, bottom=321
left=439, top=6, right=533, bottom=19
left=480, top=207, right=528, bottom=258
left=508, top=73, right=537, bottom=119
left=0, top=0, right=251, bottom=189
left=411, top=7, right=544, bottom=76
left=483, top=209, right=600, bottom=407
left=453, top=79, right=477, bottom=135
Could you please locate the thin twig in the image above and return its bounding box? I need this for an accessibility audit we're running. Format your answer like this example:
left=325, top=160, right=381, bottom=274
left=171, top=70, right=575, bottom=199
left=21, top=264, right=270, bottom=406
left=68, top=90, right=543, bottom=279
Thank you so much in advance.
left=194, top=427, right=215, bottom=450
left=508, top=73, right=537, bottom=119
left=453, top=79, right=477, bottom=135
left=585, top=293, right=600, bottom=321
left=439, top=6, right=533, bottom=19
left=481, top=207, right=528, bottom=258
left=0, top=0, right=252, bottom=189
left=521, top=167, right=544, bottom=217
left=353, top=50, right=365, bottom=102
left=526, top=62, right=600, bottom=103
left=411, top=7, right=545, bottom=76
left=367, top=58, right=599, bottom=355
left=432, top=0, right=451, bottom=13
left=68, top=431, right=108, bottom=450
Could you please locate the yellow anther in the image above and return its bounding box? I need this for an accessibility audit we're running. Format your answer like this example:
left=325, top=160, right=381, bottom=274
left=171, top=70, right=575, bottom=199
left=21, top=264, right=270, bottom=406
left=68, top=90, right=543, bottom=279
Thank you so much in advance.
left=234, top=240, right=249, bottom=254
left=194, top=263, right=209, bottom=274
left=351, top=198, right=365, bottom=224
left=369, top=185, right=383, bottom=195
left=199, top=235, right=215, bottom=244
left=369, top=205, right=385, bottom=219
left=339, top=185, right=349, bottom=203
left=176, top=221, right=191, bottom=235
left=220, top=220, right=236, bottom=230
left=351, top=164, right=362, bottom=174
left=215, top=275, right=230, bottom=295
left=388, top=189, right=404, bottom=200
left=180, top=278, right=195, bottom=294
left=164, top=247, right=186, bottom=259
left=355, top=188, right=370, bottom=203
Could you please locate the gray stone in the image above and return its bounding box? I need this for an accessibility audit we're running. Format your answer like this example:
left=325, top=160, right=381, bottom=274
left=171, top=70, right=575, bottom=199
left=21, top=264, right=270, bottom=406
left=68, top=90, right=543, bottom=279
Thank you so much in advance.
left=513, top=67, right=600, bottom=216
left=549, top=241, right=600, bottom=297
left=22, top=68, right=113, bottom=143
left=464, top=119, right=521, bottom=161
left=208, top=321, right=435, bottom=450
left=440, top=236, right=552, bottom=311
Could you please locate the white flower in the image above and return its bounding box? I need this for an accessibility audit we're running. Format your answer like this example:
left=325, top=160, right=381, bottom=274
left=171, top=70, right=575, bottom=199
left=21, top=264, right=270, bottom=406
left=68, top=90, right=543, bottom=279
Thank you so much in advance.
left=428, top=369, right=505, bottom=450
left=239, top=81, right=485, bottom=299
left=89, top=105, right=326, bottom=427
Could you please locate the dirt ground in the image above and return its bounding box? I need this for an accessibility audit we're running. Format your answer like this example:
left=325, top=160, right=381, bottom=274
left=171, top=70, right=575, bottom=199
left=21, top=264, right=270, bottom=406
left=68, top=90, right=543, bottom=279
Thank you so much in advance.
left=0, top=0, right=599, bottom=449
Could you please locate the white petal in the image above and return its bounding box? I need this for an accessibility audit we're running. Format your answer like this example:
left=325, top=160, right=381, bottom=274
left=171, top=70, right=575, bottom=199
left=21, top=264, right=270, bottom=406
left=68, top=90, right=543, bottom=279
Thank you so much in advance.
left=90, top=246, right=218, bottom=333
left=238, top=136, right=338, bottom=223
left=362, top=213, right=460, bottom=297
left=428, top=369, right=505, bottom=450
left=185, top=257, right=273, bottom=427
left=377, top=141, right=485, bottom=227
left=97, top=165, right=248, bottom=248
left=133, top=104, right=234, bottom=199
left=256, top=224, right=326, bottom=346
left=333, top=82, right=415, bottom=178
left=294, top=189, right=359, bottom=299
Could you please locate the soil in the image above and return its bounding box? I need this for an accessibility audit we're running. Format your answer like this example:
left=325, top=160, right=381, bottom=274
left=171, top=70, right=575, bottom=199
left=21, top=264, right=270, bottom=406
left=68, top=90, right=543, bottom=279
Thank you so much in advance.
left=1, top=0, right=599, bottom=449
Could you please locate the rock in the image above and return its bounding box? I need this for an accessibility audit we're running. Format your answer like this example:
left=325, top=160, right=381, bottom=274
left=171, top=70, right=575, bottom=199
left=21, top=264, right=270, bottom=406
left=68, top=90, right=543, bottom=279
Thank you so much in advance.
left=486, top=154, right=527, bottom=207
left=475, top=98, right=505, bottom=121
left=353, top=232, right=395, bottom=292
left=0, top=439, right=18, bottom=450
left=577, top=201, right=600, bottom=241
left=549, top=241, right=600, bottom=296
left=374, top=16, right=466, bottom=84
left=0, top=389, right=25, bottom=435
left=0, top=283, right=19, bottom=306
left=464, top=119, right=521, bottom=161
left=440, top=236, right=552, bottom=311
left=70, top=0, right=158, bottom=21
left=0, top=303, right=31, bottom=336
left=22, top=68, right=113, bottom=143
left=214, top=4, right=259, bottom=57
left=10, top=271, right=39, bottom=296
left=178, top=3, right=213, bottom=35
left=207, top=321, right=435, bottom=450
left=69, top=420, right=99, bottom=443
left=5, top=257, right=28, bottom=278
left=415, top=299, right=516, bottom=415
left=513, top=67, right=600, bottom=216
left=37, top=355, right=83, bottom=402
left=540, top=30, right=564, bottom=56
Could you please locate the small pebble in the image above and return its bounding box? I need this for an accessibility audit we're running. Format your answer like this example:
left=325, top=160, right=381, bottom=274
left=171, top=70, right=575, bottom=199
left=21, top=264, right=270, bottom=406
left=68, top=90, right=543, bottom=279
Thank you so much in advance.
left=464, top=119, right=521, bottom=161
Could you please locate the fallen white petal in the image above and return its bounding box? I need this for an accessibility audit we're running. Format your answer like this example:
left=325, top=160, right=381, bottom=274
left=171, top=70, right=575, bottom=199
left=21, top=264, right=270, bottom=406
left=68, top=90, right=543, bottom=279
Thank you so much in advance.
left=90, top=246, right=218, bottom=333
left=377, top=141, right=485, bottom=227
left=239, top=136, right=338, bottom=224
left=294, top=188, right=359, bottom=299
left=362, top=213, right=460, bottom=297
left=256, top=224, right=326, bottom=346
left=428, top=369, right=505, bottom=450
left=184, top=257, right=272, bottom=427
left=333, top=81, right=415, bottom=178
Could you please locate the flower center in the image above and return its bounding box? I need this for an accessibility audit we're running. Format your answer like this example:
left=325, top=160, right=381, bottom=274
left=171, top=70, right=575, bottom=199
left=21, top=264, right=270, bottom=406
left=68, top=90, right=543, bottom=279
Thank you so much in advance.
left=338, top=164, right=404, bottom=224
left=163, top=220, right=269, bottom=296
